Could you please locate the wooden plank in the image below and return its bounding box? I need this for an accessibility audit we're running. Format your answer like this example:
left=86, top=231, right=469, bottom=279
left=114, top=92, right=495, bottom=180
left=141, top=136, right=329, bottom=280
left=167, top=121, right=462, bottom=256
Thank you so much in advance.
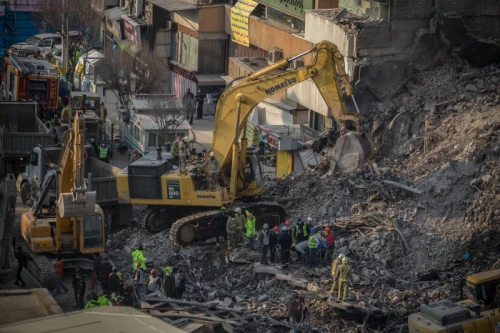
left=382, top=180, right=422, bottom=195
left=150, top=312, right=240, bottom=325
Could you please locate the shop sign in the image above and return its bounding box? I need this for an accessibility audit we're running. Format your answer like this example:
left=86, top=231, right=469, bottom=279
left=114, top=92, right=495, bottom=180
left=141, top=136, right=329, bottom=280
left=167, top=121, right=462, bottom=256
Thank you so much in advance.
left=122, top=15, right=142, bottom=45
left=106, top=18, right=122, bottom=39
left=231, top=0, right=258, bottom=47
left=259, top=0, right=313, bottom=18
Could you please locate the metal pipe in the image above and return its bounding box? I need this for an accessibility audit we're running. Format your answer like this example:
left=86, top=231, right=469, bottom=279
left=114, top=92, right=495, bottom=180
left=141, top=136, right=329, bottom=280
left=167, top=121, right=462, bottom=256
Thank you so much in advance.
left=351, top=96, right=360, bottom=114
left=288, top=49, right=313, bottom=62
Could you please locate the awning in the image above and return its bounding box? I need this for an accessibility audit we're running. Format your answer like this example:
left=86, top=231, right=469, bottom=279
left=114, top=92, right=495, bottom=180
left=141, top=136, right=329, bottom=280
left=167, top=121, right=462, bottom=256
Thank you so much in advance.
left=195, top=74, right=226, bottom=87
left=148, top=0, right=196, bottom=11
left=104, top=7, right=127, bottom=20
left=119, top=40, right=141, bottom=57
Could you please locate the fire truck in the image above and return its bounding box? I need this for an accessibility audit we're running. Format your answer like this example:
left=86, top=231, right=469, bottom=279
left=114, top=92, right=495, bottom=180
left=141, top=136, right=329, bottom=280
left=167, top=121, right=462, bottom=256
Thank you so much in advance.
left=1, top=55, right=60, bottom=113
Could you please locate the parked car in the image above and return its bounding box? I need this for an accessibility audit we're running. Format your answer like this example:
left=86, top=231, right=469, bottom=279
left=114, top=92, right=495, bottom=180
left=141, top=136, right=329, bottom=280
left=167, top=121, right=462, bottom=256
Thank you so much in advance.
left=9, top=31, right=82, bottom=57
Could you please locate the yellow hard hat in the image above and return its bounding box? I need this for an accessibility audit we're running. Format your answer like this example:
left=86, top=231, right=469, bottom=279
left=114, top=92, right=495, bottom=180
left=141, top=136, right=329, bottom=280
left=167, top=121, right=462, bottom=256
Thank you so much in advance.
left=342, top=257, right=348, bottom=264
left=221, top=206, right=226, bottom=211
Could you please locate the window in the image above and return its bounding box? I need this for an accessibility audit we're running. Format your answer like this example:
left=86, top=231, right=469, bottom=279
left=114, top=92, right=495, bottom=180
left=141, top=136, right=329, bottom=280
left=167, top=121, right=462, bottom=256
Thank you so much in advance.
left=148, top=133, right=157, bottom=147
left=83, top=214, right=103, bottom=249
left=74, top=98, right=96, bottom=109
left=39, top=39, right=52, bottom=47
left=102, top=88, right=107, bottom=98
left=158, top=134, right=166, bottom=145
left=266, top=8, right=305, bottom=32
left=166, top=133, right=176, bottom=143
left=29, top=80, right=48, bottom=102
left=53, top=37, right=62, bottom=44
left=30, top=152, right=39, bottom=166
left=26, top=36, right=41, bottom=45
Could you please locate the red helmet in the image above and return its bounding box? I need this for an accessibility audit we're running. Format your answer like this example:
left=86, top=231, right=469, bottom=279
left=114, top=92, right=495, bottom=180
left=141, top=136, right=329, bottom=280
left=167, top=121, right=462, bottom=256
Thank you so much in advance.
left=151, top=269, right=157, bottom=275
left=273, top=226, right=279, bottom=232
left=285, top=220, right=291, bottom=226
left=133, top=149, right=138, bottom=154
left=177, top=136, right=182, bottom=141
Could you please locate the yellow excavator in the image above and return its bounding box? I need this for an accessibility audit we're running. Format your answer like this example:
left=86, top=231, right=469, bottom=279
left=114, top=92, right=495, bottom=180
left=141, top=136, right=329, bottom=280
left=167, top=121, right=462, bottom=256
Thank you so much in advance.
left=21, top=109, right=105, bottom=288
left=408, top=269, right=500, bottom=332
left=115, top=40, right=374, bottom=245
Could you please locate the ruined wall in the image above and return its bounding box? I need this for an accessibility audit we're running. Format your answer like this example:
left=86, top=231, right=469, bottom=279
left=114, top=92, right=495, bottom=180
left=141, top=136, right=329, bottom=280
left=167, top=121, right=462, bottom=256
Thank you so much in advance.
left=390, top=0, right=500, bottom=19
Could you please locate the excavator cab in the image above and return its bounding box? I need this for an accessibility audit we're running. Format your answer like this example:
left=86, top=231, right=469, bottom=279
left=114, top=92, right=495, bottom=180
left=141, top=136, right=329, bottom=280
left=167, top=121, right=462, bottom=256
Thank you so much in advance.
left=80, top=210, right=105, bottom=250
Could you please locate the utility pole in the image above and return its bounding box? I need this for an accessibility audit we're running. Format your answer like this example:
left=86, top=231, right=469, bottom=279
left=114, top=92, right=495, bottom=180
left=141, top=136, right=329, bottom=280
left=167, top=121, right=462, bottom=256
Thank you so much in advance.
left=62, top=0, right=69, bottom=79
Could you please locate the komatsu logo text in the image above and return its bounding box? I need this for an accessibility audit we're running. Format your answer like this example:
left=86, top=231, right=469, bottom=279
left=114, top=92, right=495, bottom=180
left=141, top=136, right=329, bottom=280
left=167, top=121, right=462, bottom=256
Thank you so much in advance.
left=197, top=195, right=216, bottom=199
left=263, top=77, right=297, bottom=95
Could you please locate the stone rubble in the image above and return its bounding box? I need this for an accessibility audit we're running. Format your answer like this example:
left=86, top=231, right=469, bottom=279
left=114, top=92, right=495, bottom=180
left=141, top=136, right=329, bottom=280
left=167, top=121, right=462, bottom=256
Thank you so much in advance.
left=107, top=62, right=500, bottom=332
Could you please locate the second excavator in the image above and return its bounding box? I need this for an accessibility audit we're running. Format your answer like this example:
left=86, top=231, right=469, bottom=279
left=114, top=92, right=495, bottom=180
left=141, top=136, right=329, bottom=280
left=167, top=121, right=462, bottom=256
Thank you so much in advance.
left=21, top=108, right=105, bottom=288
left=116, top=40, right=373, bottom=246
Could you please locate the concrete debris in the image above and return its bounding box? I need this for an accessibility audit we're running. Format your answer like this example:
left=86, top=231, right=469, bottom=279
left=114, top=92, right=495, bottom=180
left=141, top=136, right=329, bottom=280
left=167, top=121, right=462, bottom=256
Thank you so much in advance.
left=105, top=59, right=500, bottom=332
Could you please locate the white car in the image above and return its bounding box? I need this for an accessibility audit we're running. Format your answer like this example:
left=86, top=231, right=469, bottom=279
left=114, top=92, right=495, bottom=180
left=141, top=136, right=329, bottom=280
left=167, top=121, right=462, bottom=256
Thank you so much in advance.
left=9, top=31, right=82, bottom=56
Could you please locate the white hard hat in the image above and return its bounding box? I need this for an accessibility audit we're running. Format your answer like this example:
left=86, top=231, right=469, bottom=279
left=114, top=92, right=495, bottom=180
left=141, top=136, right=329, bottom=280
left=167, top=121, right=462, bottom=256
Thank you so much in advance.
left=307, top=217, right=313, bottom=222
left=263, top=223, right=269, bottom=229
left=235, top=207, right=242, bottom=213
left=282, top=226, right=288, bottom=231
left=210, top=152, right=215, bottom=157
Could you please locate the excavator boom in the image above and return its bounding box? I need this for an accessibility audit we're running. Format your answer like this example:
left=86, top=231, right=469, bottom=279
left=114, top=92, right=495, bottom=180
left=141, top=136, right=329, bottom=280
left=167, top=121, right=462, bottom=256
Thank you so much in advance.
left=211, top=40, right=373, bottom=174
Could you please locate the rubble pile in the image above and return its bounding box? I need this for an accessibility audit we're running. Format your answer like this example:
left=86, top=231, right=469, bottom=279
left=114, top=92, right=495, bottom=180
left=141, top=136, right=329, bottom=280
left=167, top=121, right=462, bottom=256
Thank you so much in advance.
left=107, top=62, right=500, bottom=332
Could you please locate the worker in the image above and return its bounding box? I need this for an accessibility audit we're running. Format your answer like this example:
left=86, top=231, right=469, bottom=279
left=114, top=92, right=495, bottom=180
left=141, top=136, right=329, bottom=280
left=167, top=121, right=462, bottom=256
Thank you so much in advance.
left=285, top=294, right=306, bottom=324
left=201, top=148, right=207, bottom=158
left=130, top=149, right=141, bottom=163
left=98, top=257, right=113, bottom=294
left=285, top=220, right=292, bottom=235
left=191, top=167, right=207, bottom=191
left=132, top=245, right=146, bottom=270
left=200, top=152, right=220, bottom=191
left=195, top=89, right=204, bottom=119
left=163, top=265, right=176, bottom=298
left=175, top=269, right=186, bottom=299
left=133, top=262, right=145, bottom=300
left=269, top=226, right=279, bottom=263
left=146, top=269, right=163, bottom=295
left=227, top=216, right=239, bottom=250
left=291, top=240, right=309, bottom=264
left=171, top=136, right=181, bottom=165
left=44, top=117, right=53, bottom=129
left=14, top=246, right=27, bottom=287
left=279, top=226, right=293, bottom=269
left=335, top=256, right=352, bottom=301
left=258, top=223, right=270, bottom=265
left=85, top=292, right=110, bottom=309
left=109, top=267, right=122, bottom=294
left=179, top=136, right=189, bottom=174
left=99, top=143, right=109, bottom=163
left=294, top=218, right=309, bottom=244
left=316, top=228, right=327, bottom=263
left=234, top=207, right=246, bottom=241
left=211, top=206, right=228, bottom=245
left=325, top=227, right=335, bottom=261
left=183, top=89, right=195, bottom=125
left=308, top=227, right=320, bottom=268
left=329, top=254, right=345, bottom=297
left=246, top=211, right=256, bottom=250
left=305, top=217, right=314, bottom=234
left=53, top=256, right=68, bottom=296
left=93, top=253, right=102, bottom=277
left=72, top=267, right=86, bottom=309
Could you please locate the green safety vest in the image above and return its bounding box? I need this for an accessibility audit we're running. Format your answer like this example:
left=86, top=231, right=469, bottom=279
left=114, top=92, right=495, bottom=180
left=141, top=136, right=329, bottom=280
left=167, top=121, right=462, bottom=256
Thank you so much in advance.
left=85, top=296, right=110, bottom=309
left=295, top=223, right=309, bottom=237
left=163, top=266, right=173, bottom=276
left=132, top=249, right=146, bottom=270
left=308, top=235, right=317, bottom=249
left=246, top=217, right=256, bottom=237
left=99, top=147, right=108, bottom=158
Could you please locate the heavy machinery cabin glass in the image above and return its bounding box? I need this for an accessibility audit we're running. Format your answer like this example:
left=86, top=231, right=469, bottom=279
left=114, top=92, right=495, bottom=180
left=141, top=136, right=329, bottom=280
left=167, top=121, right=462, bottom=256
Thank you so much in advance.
left=83, top=214, right=104, bottom=249
left=466, top=280, right=500, bottom=306
left=248, top=155, right=263, bottom=186
left=74, top=99, right=96, bottom=110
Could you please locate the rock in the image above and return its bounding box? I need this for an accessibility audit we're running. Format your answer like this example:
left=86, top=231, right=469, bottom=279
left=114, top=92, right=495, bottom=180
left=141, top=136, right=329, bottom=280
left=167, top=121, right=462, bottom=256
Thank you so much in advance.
left=481, top=174, right=492, bottom=183
left=257, top=295, right=268, bottom=302
left=369, top=240, right=381, bottom=248
left=208, top=291, right=218, bottom=301
left=460, top=72, right=476, bottom=81
left=334, top=246, right=349, bottom=257
left=475, top=79, right=485, bottom=90
left=491, top=76, right=499, bottom=84
left=465, top=84, right=478, bottom=92
left=352, top=274, right=360, bottom=283
left=235, top=295, right=245, bottom=302
left=221, top=297, right=232, bottom=307
left=349, top=239, right=359, bottom=249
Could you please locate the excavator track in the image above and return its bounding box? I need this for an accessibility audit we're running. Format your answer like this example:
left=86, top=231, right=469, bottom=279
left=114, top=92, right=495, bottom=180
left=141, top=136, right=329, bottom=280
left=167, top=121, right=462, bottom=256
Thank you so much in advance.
left=170, top=201, right=286, bottom=248
left=22, top=245, right=57, bottom=289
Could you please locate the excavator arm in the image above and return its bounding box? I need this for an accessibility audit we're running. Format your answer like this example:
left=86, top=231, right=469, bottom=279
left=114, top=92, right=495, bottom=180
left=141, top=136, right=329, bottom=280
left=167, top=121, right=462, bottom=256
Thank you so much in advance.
left=211, top=40, right=364, bottom=171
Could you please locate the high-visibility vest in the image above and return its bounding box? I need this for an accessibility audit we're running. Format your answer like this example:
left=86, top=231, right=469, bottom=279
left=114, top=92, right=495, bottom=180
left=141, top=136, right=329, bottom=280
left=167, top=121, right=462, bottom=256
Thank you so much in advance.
left=246, top=217, right=256, bottom=237
left=295, top=223, right=309, bottom=237
left=163, top=266, right=173, bottom=276
left=308, top=235, right=317, bottom=249
left=132, top=249, right=146, bottom=270
left=99, top=147, right=108, bottom=159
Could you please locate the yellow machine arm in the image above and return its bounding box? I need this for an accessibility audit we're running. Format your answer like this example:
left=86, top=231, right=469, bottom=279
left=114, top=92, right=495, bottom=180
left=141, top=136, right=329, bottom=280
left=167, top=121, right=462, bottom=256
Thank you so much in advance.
left=56, top=110, right=97, bottom=250
left=211, top=40, right=361, bottom=175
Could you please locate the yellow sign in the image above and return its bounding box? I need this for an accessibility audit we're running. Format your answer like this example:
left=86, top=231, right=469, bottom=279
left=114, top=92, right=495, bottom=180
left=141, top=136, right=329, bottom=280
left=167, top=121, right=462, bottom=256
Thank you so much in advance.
left=231, top=0, right=258, bottom=47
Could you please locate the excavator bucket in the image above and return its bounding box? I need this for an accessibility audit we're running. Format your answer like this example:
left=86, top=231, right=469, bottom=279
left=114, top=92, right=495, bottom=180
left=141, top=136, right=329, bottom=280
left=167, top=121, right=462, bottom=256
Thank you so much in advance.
left=330, top=132, right=374, bottom=174
left=57, top=191, right=97, bottom=217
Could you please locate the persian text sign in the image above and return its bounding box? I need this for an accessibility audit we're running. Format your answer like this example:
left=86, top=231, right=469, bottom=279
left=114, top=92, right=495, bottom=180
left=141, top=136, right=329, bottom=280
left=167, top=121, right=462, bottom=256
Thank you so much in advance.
left=231, top=0, right=258, bottom=47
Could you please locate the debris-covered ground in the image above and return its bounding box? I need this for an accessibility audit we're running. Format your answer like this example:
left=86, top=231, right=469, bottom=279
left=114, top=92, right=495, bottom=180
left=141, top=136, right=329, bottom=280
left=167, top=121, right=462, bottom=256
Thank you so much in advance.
left=107, top=63, right=500, bottom=332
